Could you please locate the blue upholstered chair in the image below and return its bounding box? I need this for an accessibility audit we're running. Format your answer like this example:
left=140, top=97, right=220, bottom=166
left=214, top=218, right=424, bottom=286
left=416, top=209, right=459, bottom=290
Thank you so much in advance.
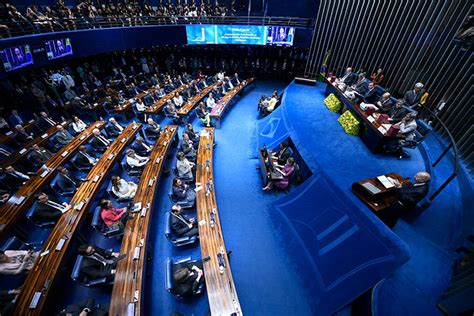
left=172, top=167, right=194, bottom=183
left=168, top=191, right=194, bottom=209
left=50, top=174, right=76, bottom=196
left=91, top=206, right=124, bottom=238
left=71, top=255, right=113, bottom=287
left=164, top=212, right=198, bottom=247
left=26, top=203, right=56, bottom=229
left=165, top=256, right=205, bottom=299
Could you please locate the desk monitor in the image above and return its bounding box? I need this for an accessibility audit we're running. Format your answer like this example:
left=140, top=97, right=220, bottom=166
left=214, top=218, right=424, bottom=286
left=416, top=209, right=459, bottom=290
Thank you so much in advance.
left=0, top=45, right=34, bottom=72
left=45, top=38, right=73, bottom=60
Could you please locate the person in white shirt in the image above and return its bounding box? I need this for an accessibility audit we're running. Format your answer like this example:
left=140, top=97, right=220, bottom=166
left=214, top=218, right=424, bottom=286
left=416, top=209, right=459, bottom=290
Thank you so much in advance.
left=206, top=93, right=216, bottom=110
left=71, top=115, right=87, bottom=133
left=173, top=92, right=184, bottom=108
left=216, top=71, right=225, bottom=81
left=396, top=113, right=418, bottom=141
left=135, top=98, right=147, bottom=112
left=176, top=151, right=195, bottom=180
left=126, top=149, right=149, bottom=168
left=0, top=250, right=40, bottom=275
left=111, top=175, right=137, bottom=200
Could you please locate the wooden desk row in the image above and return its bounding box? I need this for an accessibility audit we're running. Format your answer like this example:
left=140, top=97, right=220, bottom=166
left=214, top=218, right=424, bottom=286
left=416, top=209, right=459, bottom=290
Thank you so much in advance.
left=13, top=123, right=141, bottom=316
left=210, top=78, right=255, bottom=127
left=324, top=78, right=401, bottom=153
left=0, top=121, right=106, bottom=241
left=196, top=128, right=242, bottom=315
left=0, top=119, right=37, bottom=146
left=145, top=80, right=197, bottom=115
left=0, top=120, right=71, bottom=168
left=114, top=84, right=162, bottom=114
left=109, top=125, right=178, bottom=316
left=177, top=81, right=219, bottom=117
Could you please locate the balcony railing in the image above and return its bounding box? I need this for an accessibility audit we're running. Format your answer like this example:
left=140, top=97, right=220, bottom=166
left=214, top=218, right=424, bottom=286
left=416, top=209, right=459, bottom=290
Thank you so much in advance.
left=0, top=15, right=315, bottom=39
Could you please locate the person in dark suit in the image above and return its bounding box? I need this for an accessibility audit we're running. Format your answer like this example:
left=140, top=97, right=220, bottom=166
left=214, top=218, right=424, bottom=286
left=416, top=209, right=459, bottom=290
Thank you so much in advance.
left=55, top=125, right=74, bottom=146
left=57, top=298, right=108, bottom=316
left=34, top=192, right=71, bottom=222
left=105, top=117, right=124, bottom=137
left=184, top=123, right=199, bottom=148
left=74, top=146, right=97, bottom=170
left=172, top=259, right=204, bottom=297
left=389, top=100, right=409, bottom=123
left=340, top=67, right=358, bottom=86
left=38, top=111, right=57, bottom=131
left=13, top=124, right=34, bottom=145
left=362, top=82, right=378, bottom=104
left=172, top=178, right=196, bottom=203
left=353, top=74, right=369, bottom=94
left=375, top=92, right=394, bottom=114
left=170, top=204, right=199, bottom=237
left=272, top=141, right=291, bottom=166
left=181, top=133, right=196, bottom=161
left=127, top=83, right=142, bottom=98
left=4, top=166, right=30, bottom=190
left=379, top=172, right=430, bottom=227
left=28, top=144, right=52, bottom=165
left=90, top=128, right=111, bottom=152
left=56, top=166, right=81, bottom=193
left=131, top=136, right=152, bottom=157
left=77, top=244, right=125, bottom=281
left=404, top=83, right=424, bottom=108
left=145, top=118, right=161, bottom=139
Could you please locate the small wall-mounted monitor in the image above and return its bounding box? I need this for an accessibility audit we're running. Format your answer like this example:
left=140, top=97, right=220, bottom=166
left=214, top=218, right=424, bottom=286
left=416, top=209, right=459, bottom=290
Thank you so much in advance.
left=0, top=45, right=34, bottom=72
left=45, top=38, right=73, bottom=60
left=266, top=26, right=295, bottom=47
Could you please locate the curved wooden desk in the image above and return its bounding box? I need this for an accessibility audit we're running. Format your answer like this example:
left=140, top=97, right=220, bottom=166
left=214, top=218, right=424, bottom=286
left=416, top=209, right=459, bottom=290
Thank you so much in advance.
left=177, top=81, right=218, bottom=117
left=196, top=128, right=242, bottom=315
left=0, top=121, right=106, bottom=240
left=109, top=125, right=178, bottom=316
left=12, top=122, right=141, bottom=316
left=144, top=81, right=196, bottom=114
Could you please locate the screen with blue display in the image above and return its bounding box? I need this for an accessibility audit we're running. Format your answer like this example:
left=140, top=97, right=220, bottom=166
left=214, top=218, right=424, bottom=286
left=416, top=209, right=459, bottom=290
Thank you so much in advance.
left=45, top=38, right=73, bottom=60
left=186, top=25, right=295, bottom=46
left=0, top=45, right=34, bottom=72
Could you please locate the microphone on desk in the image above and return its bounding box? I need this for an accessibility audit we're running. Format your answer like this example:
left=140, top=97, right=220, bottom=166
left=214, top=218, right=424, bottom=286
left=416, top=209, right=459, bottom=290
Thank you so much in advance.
left=202, top=256, right=211, bottom=262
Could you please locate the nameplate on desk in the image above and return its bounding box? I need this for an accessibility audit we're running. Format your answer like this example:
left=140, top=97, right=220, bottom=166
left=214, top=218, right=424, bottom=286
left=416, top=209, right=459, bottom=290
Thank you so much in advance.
left=148, top=179, right=154, bottom=187
left=108, top=153, right=114, bottom=160
left=41, top=133, right=49, bottom=139
left=40, top=170, right=49, bottom=178
left=140, top=207, right=147, bottom=217
left=55, top=237, right=66, bottom=251
left=61, top=121, right=67, bottom=126
left=163, top=141, right=167, bottom=146
left=121, top=138, right=127, bottom=143
left=95, top=123, right=102, bottom=127
left=15, top=196, right=26, bottom=205
left=126, top=303, right=135, bottom=316
left=155, top=157, right=161, bottom=164
left=79, top=135, right=86, bottom=140
left=368, top=115, right=376, bottom=123
left=377, top=126, right=387, bottom=134
left=19, top=148, right=27, bottom=154
left=132, top=124, right=138, bottom=130
left=61, top=150, right=69, bottom=157
left=134, top=290, right=139, bottom=302
left=5, top=131, right=13, bottom=136
left=75, top=201, right=85, bottom=210
left=28, top=119, right=35, bottom=124
left=132, top=202, right=141, bottom=213
left=29, top=292, right=42, bottom=309
left=92, top=175, right=100, bottom=182
left=133, top=246, right=140, bottom=260
left=40, top=250, right=50, bottom=257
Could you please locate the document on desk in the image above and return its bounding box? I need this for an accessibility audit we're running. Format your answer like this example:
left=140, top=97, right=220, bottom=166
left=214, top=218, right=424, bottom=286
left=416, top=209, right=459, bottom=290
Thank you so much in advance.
left=368, top=115, right=376, bottom=123
left=377, top=126, right=387, bottom=134
left=377, top=175, right=395, bottom=189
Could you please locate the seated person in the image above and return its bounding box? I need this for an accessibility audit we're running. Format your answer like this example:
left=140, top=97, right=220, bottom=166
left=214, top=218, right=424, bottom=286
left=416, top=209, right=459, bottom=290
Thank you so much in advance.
left=184, top=123, right=200, bottom=147
left=131, top=136, right=152, bottom=157
left=0, top=288, right=21, bottom=315
left=172, top=259, right=204, bottom=297
left=206, top=93, right=216, bottom=110
left=14, top=125, right=34, bottom=145
left=225, top=77, right=234, bottom=90
left=145, top=118, right=161, bottom=139
left=155, top=86, right=166, bottom=98
left=57, top=298, right=108, bottom=316
left=74, top=145, right=97, bottom=169
left=173, top=92, right=184, bottom=108
left=379, top=172, right=430, bottom=227
left=38, top=111, right=58, bottom=130
left=181, top=133, right=196, bottom=161
left=212, top=86, right=222, bottom=101
left=375, top=92, right=394, bottom=114
left=105, top=117, right=124, bottom=137
left=0, top=250, right=39, bottom=275
left=172, top=178, right=196, bottom=203
left=126, top=149, right=149, bottom=169
left=56, top=166, right=81, bottom=192
left=272, top=141, right=292, bottom=166
left=232, top=73, right=241, bottom=85
left=352, top=74, right=369, bottom=94
left=55, top=125, right=74, bottom=146
left=3, top=166, right=30, bottom=190
left=77, top=244, right=125, bottom=280
left=263, top=93, right=278, bottom=114
left=404, top=82, right=424, bottom=108
left=71, top=116, right=87, bottom=134
left=111, top=176, right=137, bottom=200
left=34, top=192, right=71, bottom=222
left=360, top=82, right=378, bottom=105
left=370, top=68, right=385, bottom=85
left=28, top=144, right=52, bottom=165
left=100, top=199, right=129, bottom=230
left=176, top=151, right=195, bottom=180
left=384, top=113, right=418, bottom=159
left=389, top=99, right=409, bottom=123
left=135, top=97, right=147, bottom=112
left=164, top=100, right=180, bottom=121
left=339, top=67, right=358, bottom=86
left=170, top=204, right=198, bottom=237
left=196, top=102, right=211, bottom=127
left=262, top=157, right=296, bottom=191
left=90, top=128, right=111, bottom=151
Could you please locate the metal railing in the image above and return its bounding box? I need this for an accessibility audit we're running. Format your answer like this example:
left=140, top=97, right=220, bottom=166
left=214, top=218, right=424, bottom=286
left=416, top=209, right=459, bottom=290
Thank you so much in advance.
left=420, top=106, right=460, bottom=202
left=0, top=15, right=315, bottom=39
